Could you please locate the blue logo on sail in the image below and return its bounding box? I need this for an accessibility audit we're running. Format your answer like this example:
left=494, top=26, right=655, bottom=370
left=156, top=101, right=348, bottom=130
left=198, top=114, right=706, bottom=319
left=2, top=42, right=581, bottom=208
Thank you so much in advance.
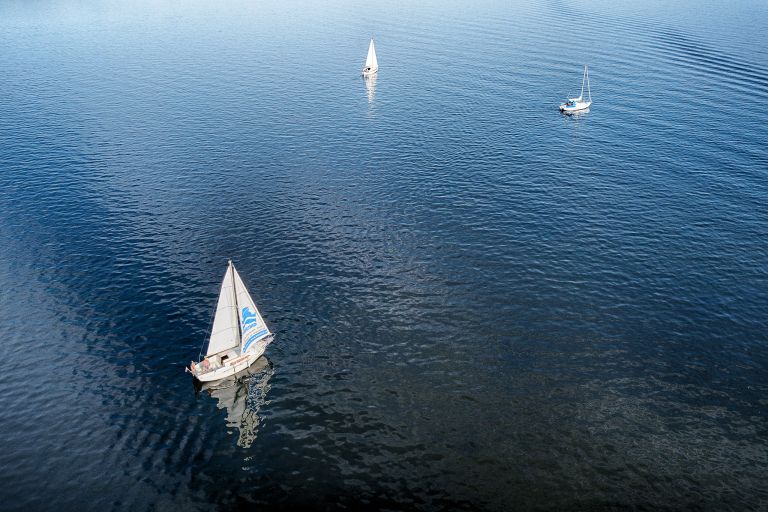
left=241, top=306, right=269, bottom=353
left=241, top=307, right=259, bottom=331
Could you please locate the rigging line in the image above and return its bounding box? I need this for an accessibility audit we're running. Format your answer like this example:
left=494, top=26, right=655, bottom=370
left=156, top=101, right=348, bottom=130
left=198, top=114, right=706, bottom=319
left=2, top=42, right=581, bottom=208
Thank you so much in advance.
left=231, top=261, right=242, bottom=348
left=198, top=268, right=222, bottom=361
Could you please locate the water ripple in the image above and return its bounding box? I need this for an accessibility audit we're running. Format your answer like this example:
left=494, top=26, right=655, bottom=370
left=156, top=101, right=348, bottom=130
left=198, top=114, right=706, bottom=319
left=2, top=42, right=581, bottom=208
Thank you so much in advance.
left=1, top=1, right=767, bottom=511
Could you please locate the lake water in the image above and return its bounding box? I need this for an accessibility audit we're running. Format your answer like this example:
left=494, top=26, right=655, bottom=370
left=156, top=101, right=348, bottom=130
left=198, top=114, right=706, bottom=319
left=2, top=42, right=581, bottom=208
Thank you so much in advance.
left=1, top=1, right=767, bottom=510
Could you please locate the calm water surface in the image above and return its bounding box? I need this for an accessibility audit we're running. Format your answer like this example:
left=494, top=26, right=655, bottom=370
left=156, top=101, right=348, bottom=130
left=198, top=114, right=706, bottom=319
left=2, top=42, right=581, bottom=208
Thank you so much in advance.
left=1, top=1, right=767, bottom=510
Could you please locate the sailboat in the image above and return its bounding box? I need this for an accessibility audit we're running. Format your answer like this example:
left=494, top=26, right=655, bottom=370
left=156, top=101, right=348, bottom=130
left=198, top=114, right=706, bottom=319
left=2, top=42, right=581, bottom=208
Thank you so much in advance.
left=189, top=260, right=273, bottom=382
left=560, top=65, right=592, bottom=113
left=362, top=38, right=378, bottom=77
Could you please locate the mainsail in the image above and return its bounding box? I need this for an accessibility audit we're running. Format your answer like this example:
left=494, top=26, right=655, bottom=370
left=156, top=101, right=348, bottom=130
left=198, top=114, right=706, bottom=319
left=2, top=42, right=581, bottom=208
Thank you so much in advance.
left=206, top=263, right=240, bottom=356
left=365, top=39, right=378, bottom=70
left=232, top=264, right=272, bottom=354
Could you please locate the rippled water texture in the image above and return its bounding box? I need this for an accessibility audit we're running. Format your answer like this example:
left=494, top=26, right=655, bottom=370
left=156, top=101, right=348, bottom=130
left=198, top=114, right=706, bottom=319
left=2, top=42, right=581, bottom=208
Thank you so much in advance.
left=1, top=1, right=767, bottom=510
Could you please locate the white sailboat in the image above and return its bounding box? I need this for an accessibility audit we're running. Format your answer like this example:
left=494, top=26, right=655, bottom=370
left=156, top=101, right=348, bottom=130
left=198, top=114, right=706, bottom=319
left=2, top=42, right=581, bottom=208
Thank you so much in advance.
left=189, top=260, right=273, bottom=382
left=362, top=38, right=378, bottom=77
left=560, top=65, right=592, bottom=113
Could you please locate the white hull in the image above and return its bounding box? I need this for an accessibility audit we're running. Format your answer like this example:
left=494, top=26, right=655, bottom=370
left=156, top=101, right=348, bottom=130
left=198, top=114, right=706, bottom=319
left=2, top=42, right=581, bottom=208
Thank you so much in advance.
left=362, top=66, right=378, bottom=77
left=194, top=336, right=272, bottom=383
left=560, top=100, right=592, bottom=113
left=199, top=356, right=270, bottom=391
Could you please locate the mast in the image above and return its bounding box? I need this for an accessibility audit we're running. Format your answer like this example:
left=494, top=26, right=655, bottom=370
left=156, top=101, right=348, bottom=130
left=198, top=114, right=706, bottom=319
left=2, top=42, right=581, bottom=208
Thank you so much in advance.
left=230, top=260, right=241, bottom=348
left=580, top=65, right=586, bottom=101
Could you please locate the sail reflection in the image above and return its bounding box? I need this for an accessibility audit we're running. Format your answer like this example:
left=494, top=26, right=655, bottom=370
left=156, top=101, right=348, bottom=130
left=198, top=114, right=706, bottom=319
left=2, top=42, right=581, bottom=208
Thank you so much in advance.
left=363, top=73, right=377, bottom=104
left=199, top=356, right=274, bottom=448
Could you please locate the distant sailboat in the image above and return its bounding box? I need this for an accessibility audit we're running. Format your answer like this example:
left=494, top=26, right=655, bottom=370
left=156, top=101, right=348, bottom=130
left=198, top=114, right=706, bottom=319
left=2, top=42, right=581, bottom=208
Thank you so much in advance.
left=189, top=260, right=273, bottom=382
left=362, top=38, right=378, bottom=77
left=560, top=65, right=592, bottom=113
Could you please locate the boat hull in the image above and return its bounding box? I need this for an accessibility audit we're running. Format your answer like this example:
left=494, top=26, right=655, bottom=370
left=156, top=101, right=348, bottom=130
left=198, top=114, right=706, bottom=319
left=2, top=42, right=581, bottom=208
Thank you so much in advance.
left=194, top=337, right=272, bottom=383
left=198, top=356, right=270, bottom=392
left=560, top=101, right=591, bottom=113
left=362, top=67, right=378, bottom=77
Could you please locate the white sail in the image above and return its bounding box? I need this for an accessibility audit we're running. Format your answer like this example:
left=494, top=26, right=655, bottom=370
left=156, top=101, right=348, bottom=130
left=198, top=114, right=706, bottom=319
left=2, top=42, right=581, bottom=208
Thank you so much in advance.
left=206, top=263, right=240, bottom=357
left=365, top=39, right=378, bottom=70
left=232, top=264, right=272, bottom=355
left=568, top=65, right=589, bottom=102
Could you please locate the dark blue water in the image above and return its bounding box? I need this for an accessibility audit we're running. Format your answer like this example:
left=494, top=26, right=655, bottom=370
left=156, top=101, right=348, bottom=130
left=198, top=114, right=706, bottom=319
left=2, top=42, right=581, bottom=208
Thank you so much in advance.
left=1, top=1, right=767, bottom=510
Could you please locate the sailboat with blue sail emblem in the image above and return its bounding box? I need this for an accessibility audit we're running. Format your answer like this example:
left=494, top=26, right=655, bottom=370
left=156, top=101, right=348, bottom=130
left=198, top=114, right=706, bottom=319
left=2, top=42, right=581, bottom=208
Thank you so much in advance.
left=189, top=260, right=273, bottom=382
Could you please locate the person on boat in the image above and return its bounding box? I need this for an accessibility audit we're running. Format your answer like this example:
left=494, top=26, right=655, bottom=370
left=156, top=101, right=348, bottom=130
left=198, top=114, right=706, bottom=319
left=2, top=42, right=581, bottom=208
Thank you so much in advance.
left=189, top=359, right=210, bottom=374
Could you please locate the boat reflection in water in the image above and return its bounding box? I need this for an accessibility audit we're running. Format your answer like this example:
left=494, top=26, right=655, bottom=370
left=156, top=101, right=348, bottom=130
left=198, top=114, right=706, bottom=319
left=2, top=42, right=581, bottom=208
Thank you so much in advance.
left=562, top=106, right=590, bottom=118
left=363, top=73, right=377, bottom=104
left=197, top=356, right=274, bottom=448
